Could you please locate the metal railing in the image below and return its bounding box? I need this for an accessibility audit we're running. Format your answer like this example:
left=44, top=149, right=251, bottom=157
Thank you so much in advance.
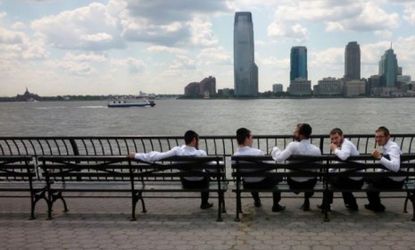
left=1, top=134, right=414, bottom=156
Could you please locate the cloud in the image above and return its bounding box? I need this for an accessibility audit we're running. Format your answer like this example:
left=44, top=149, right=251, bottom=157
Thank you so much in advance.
left=310, top=47, right=344, bottom=67
left=0, top=11, right=6, bottom=20
left=31, top=2, right=125, bottom=50
left=257, top=56, right=289, bottom=68
left=268, top=0, right=400, bottom=38
left=112, top=57, right=145, bottom=74
left=0, top=26, right=25, bottom=44
left=197, top=47, right=231, bottom=65
left=124, top=0, right=229, bottom=24
left=146, top=45, right=186, bottom=54
left=403, top=3, right=415, bottom=25
left=121, top=17, right=191, bottom=46
left=338, top=2, right=399, bottom=31
left=62, top=52, right=108, bottom=63
left=120, top=0, right=227, bottom=47
left=274, top=0, right=360, bottom=22
left=0, top=25, right=47, bottom=60
left=189, top=17, right=218, bottom=47
left=267, top=22, right=308, bottom=42
left=11, top=22, right=26, bottom=30
left=169, top=55, right=196, bottom=71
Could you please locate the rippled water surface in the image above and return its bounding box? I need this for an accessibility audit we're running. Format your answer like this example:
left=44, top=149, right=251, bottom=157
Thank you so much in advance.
left=0, top=98, right=414, bottom=136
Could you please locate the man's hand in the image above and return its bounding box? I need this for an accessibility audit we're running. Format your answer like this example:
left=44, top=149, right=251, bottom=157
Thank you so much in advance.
left=329, top=143, right=338, bottom=151
left=372, top=149, right=382, bottom=160
left=128, top=152, right=136, bottom=159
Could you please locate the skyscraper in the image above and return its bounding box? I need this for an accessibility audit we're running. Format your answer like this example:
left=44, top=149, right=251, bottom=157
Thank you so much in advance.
left=379, top=47, right=398, bottom=87
left=234, top=12, right=258, bottom=97
left=344, top=41, right=361, bottom=80
left=290, top=46, right=308, bottom=81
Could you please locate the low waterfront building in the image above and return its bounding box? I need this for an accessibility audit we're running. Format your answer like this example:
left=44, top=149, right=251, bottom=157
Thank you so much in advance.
left=288, top=78, right=312, bottom=96
left=184, top=76, right=216, bottom=98
left=218, top=88, right=234, bottom=97
left=344, top=80, right=366, bottom=97
left=184, top=82, right=200, bottom=97
left=16, top=88, right=40, bottom=102
left=314, top=77, right=343, bottom=96
left=199, top=76, right=216, bottom=98
left=272, top=83, right=283, bottom=94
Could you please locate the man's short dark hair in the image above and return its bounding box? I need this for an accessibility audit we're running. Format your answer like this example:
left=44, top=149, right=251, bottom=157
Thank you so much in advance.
left=376, top=126, right=390, bottom=136
left=330, top=128, right=343, bottom=136
left=236, top=127, right=251, bottom=145
left=184, top=130, right=199, bottom=145
left=298, top=123, right=312, bottom=139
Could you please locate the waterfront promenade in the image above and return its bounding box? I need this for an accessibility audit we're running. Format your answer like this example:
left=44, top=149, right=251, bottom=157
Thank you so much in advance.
left=1, top=192, right=414, bottom=250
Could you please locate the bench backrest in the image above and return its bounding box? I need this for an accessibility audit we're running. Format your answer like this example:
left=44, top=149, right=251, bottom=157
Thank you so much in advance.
left=231, top=155, right=325, bottom=179
left=38, top=156, right=132, bottom=182
left=0, top=156, right=35, bottom=181
left=132, top=156, right=225, bottom=182
left=2, top=134, right=415, bottom=157
left=231, top=154, right=415, bottom=179
left=38, top=155, right=225, bottom=183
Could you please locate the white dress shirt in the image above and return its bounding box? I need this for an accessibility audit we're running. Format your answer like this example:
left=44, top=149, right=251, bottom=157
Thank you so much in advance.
left=333, top=138, right=362, bottom=181
left=233, top=146, right=266, bottom=183
left=271, top=139, right=321, bottom=182
left=334, top=139, right=359, bottom=161
left=378, top=139, right=403, bottom=182
left=134, top=145, right=207, bottom=181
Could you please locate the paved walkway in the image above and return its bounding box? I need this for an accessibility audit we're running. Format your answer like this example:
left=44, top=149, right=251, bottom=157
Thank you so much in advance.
left=0, top=193, right=414, bottom=250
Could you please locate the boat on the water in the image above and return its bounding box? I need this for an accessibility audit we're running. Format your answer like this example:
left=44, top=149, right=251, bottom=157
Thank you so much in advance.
left=107, top=98, right=156, bottom=108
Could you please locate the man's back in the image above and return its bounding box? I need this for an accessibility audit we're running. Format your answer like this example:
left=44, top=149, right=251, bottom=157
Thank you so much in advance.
left=272, top=139, right=321, bottom=162
left=134, top=145, right=207, bottom=162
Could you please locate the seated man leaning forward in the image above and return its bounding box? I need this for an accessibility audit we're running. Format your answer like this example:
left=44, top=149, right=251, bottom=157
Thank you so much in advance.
left=271, top=123, right=321, bottom=211
left=365, top=126, right=404, bottom=212
left=319, top=128, right=362, bottom=212
left=128, top=130, right=213, bottom=209
left=233, top=127, right=285, bottom=212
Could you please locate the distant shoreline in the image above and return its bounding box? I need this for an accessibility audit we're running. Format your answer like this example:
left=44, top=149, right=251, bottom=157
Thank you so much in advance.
left=1, top=95, right=415, bottom=102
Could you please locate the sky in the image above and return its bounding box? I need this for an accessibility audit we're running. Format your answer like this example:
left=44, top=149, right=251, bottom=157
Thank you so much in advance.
left=0, top=0, right=414, bottom=96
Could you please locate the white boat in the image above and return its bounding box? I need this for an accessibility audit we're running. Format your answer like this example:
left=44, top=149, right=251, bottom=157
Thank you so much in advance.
left=107, top=98, right=156, bottom=108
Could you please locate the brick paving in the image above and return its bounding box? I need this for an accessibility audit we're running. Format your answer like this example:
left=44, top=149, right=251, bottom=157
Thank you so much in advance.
left=0, top=192, right=414, bottom=250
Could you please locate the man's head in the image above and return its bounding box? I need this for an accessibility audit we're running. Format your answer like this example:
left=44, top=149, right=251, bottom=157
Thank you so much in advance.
left=293, top=123, right=312, bottom=141
left=375, top=126, right=390, bottom=146
left=184, top=130, right=199, bottom=148
left=330, top=128, right=344, bottom=147
left=236, top=127, right=253, bottom=146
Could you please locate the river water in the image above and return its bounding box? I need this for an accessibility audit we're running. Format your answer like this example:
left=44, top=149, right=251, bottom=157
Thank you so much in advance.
left=0, top=98, right=413, bottom=136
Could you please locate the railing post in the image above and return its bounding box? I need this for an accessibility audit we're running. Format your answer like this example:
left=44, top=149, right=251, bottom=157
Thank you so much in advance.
left=69, top=139, right=79, bottom=156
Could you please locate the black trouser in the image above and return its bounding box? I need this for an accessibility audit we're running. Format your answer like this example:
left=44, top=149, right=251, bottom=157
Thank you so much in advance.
left=181, top=177, right=210, bottom=205
left=243, top=176, right=282, bottom=206
left=287, top=178, right=317, bottom=200
left=366, top=177, right=404, bottom=206
left=323, top=176, right=364, bottom=206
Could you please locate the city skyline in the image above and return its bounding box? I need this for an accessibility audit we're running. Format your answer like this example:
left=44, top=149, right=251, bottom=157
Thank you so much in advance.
left=1, top=0, right=415, bottom=96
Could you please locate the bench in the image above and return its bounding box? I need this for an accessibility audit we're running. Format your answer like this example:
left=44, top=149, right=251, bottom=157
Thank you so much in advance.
left=0, top=156, right=47, bottom=219
left=231, top=154, right=415, bottom=222
left=38, top=155, right=227, bottom=221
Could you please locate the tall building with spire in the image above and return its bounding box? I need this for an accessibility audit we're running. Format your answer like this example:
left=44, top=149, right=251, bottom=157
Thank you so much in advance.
left=233, top=12, right=258, bottom=97
left=290, top=46, right=308, bottom=81
left=344, top=41, right=361, bottom=80
left=379, top=45, right=398, bottom=87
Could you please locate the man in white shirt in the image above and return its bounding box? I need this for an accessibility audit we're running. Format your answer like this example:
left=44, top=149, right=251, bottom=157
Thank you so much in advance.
left=128, top=130, right=213, bottom=209
left=233, top=128, right=285, bottom=212
left=366, top=126, right=404, bottom=212
left=319, top=128, right=363, bottom=212
left=272, top=123, right=321, bottom=211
